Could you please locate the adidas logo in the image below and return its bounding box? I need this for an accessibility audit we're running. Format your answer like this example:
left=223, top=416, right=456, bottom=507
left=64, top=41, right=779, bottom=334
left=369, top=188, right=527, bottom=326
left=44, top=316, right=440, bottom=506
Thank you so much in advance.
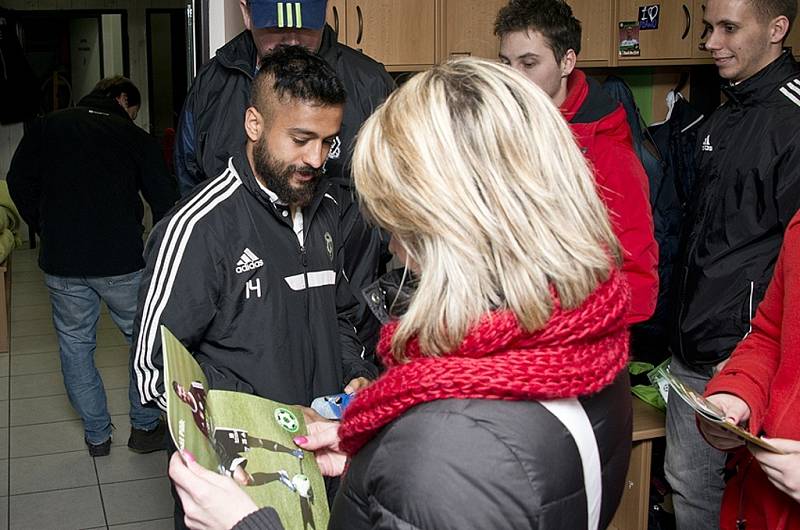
left=235, top=248, right=264, bottom=274
left=701, top=134, right=713, bottom=152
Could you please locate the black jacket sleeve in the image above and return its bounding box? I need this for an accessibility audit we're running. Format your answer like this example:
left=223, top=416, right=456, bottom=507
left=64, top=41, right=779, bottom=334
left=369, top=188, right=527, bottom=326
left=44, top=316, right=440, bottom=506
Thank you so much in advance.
left=139, top=135, right=179, bottom=224
left=335, top=223, right=379, bottom=384
left=131, top=216, right=222, bottom=410
left=6, top=118, right=44, bottom=233
left=775, top=138, right=800, bottom=228
left=174, top=79, right=204, bottom=197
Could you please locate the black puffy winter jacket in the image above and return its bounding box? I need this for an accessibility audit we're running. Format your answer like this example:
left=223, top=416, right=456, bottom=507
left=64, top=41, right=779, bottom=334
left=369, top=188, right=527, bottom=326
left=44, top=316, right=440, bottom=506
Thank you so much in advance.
left=235, top=372, right=632, bottom=530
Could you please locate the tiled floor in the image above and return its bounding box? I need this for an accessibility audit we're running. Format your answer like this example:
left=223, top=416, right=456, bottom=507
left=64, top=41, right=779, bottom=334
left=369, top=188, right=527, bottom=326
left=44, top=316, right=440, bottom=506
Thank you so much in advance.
left=6, top=249, right=174, bottom=529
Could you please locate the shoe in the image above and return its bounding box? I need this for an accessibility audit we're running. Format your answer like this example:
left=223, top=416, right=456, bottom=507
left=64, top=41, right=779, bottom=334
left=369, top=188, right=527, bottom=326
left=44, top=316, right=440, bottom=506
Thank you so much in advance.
left=86, top=437, right=111, bottom=457
left=127, top=420, right=167, bottom=454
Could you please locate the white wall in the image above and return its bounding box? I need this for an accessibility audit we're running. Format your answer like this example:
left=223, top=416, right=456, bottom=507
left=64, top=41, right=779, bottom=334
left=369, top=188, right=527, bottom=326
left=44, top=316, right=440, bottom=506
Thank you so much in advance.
left=208, top=0, right=245, bottom=58
left=102, top=14, right=124, bottom=77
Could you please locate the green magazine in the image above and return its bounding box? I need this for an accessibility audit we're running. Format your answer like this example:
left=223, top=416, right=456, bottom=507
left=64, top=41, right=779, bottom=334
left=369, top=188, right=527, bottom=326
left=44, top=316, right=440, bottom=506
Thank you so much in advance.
left=161, top=325, right=330, bottom=530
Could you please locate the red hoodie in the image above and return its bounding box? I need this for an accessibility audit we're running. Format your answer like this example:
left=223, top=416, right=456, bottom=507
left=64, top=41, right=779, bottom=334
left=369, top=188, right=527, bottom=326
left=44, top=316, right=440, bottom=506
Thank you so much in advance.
left=561, top=69, right=658, bottom=324
left=704, top=211, right=800, bottom=530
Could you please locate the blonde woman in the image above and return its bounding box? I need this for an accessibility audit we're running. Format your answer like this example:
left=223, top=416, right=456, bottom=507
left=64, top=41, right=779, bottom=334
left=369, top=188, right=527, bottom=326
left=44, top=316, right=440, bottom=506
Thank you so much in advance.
left=169, top=57, right=633, bottom=530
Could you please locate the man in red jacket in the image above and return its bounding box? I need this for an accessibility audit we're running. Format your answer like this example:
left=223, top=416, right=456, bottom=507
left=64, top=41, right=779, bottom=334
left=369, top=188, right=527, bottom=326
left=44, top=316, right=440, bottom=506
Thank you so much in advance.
left=699, top=209, right=800, bottom=529
left=495, top=0, right=658, bottom=325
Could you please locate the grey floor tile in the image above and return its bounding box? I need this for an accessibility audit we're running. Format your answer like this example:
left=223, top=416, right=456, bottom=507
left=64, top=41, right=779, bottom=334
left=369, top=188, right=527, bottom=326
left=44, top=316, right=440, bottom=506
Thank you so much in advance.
left=102, top=477, right=173, bottom=526
left=0, top=461, right=7, bottom=496
left=10, top=414, right=129, bottom=458
left=8, top=270, right=41, bottom=284
left=0, top=356, right=7, bottom=378
left=96, top=448, right=167, bottom=484
left=8, top=372, right=64, bottom=400
left=110, top=518, right=173, bottom=529
left=95, top=345, right=130, bottom=366
left=10, top=394, right=78, bottom=426
left=9, top=451, right=96, bottom=495
left=0, top=428, right=9, bottom=457
left=9, top=352, right=59, bottom=376
left=9, top=284, right=47, bottom=300
left=0, top=496, right=7, bottom=530
left=9, top=486, right=105, bottom=529
left=11, top=365, right=129, bottom=400
left=0, top=378, right=7, bottom=401
left=10, top=293, right=50, bottom=309
left=9, top=319, right=54, bottom=339
left=0, top=406, right=8, bottom=429
left=11, top=315, right=116, bottom=338
left=9, top=259, right=37, bottom=273
left=11, top=387, right=128, bottom=427
left=9, top=304, right=51, bottom=322
left=10, top=346, right=127, bottom=376
left=9, top=335, right=59, bottom=356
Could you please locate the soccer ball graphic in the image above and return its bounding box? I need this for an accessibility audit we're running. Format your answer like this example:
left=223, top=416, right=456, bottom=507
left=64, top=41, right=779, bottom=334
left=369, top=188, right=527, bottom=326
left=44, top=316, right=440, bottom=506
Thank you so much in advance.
left=274, top=407, right=299, bottom=433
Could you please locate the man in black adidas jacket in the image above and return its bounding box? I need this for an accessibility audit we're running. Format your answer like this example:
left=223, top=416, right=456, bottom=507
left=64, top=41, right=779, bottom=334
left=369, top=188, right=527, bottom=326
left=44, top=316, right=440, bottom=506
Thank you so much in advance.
left=133, top=45, right=377, bottom=528
left=175, top=0, right=394, bottom=359
left=132, top=45, right=377, bottom=421
left=665, top=1, right=800, bottom=528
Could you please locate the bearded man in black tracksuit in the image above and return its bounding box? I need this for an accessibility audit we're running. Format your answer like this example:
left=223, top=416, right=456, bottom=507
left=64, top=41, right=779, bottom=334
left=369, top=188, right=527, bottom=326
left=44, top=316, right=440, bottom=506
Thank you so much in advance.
left=131, top=45, right=377, bottom=527
left=175, top=0, right=395, bottom=357
left=665, top=1, right=800, bottom=528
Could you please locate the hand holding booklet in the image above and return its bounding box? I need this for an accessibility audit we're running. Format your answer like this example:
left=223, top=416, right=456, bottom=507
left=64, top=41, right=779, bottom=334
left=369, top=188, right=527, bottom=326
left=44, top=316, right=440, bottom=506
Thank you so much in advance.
left=658, top=366, right=785, bottom=454
left=161, top=326, right=330, bottom=530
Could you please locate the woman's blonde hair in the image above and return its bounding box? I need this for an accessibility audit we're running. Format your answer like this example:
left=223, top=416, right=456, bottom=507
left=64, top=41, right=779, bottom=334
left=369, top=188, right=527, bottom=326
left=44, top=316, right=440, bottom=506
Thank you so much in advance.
left=352, top=58, right=621, bottom=360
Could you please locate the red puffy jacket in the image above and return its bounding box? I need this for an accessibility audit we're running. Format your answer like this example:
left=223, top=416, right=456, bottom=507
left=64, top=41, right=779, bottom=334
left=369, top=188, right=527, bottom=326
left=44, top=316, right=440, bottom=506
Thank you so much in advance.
left=705, top=212, right=800, bottom=530
left=561, top=69, right=658, bottom=325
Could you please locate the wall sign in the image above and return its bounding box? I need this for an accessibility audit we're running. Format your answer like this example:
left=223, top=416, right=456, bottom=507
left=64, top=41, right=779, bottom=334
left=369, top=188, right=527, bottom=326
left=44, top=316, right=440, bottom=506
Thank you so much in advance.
left=639, top=4, right=661, bottom=30
left=619, top=21, right=641, bottom=57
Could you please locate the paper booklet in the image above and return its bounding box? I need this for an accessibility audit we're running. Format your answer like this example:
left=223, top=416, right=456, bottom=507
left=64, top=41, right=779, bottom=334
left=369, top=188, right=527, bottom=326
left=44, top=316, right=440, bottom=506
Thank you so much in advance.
left=161, top=326, right=330, bottom=530
left=657, top=366, right=784, bottom=454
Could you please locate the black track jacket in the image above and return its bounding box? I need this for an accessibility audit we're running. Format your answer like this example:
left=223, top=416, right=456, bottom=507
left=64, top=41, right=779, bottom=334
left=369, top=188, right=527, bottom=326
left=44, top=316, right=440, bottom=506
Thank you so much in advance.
left=672, top=52, right=800, bottom=367
left=131, top=153, right=378, bottom=410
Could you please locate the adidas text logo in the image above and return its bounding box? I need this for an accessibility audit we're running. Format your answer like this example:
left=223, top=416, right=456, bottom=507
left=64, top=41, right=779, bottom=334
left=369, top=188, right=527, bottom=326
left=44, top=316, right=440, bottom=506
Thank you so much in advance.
left=702, top=134, right=713, bottom=152
left=236, top=248, right=264, bottom=274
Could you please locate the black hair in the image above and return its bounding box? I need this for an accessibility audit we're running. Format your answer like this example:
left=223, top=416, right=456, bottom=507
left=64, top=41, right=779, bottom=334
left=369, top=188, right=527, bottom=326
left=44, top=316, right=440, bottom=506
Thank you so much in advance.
left=93, top=76, right=141, bottom=107
left=250, top=44, right=346, bottom=110
left=494, top=0, right=582, bottom=61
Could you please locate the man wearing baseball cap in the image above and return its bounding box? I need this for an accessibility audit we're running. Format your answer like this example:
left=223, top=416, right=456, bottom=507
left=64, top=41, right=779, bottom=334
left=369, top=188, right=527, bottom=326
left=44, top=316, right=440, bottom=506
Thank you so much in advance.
left=173, top=0, right=394, bottom=370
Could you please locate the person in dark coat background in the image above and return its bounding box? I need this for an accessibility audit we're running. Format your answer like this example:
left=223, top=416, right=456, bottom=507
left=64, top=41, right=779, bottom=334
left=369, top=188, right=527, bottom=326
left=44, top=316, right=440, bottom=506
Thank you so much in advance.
left=7, top=76, right=178, bottom=457
left=167, top=57, right=633, bottom=530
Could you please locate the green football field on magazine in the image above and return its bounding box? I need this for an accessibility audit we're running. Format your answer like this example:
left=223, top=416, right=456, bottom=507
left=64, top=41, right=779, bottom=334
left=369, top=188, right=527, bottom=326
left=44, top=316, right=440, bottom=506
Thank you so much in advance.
left=161, top=326, right=330, bottom=530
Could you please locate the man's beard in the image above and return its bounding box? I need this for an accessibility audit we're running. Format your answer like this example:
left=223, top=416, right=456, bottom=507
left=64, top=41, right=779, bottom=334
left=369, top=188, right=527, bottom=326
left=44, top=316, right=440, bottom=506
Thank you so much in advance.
left=253, top=135, right=323, bottom=208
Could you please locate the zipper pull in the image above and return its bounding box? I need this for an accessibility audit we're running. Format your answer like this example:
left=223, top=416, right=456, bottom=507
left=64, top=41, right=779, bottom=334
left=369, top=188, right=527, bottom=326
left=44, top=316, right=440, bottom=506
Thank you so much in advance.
left=300, top=246, right=307, bottom=267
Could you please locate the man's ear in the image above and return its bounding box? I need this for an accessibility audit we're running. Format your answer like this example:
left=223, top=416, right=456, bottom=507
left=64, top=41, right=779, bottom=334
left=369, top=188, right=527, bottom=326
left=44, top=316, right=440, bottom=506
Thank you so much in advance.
left=769, top=15, right=790, bottom=45
left=115, top=93, right=129, bottom=109
left=240, top=0, right=253, bottom=31
left=561, top=49, right=577, bottom=78
left=244, top=106, right=263, bottom=142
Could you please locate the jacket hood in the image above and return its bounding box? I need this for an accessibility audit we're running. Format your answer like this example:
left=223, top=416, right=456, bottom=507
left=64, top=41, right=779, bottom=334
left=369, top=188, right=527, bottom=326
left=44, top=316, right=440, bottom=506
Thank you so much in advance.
left=561, top=69, right=630, bottom=144
left=215, top=25, right=339, bottom=78
left=77, top=91, right=132, bottom=121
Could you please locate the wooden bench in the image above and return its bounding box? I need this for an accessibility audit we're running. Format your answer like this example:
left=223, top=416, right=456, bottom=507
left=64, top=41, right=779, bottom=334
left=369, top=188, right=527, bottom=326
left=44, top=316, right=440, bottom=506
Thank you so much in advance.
left=609, top=398, right=667, bottom=530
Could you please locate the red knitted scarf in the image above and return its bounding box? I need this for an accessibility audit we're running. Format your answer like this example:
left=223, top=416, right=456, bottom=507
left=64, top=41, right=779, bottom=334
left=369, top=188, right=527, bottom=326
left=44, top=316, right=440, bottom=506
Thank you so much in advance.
left=338, top=269, right=630, bottom=455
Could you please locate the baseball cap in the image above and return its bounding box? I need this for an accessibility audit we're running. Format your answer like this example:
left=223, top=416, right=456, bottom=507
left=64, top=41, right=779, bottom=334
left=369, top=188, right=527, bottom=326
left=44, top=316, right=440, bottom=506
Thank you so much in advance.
left=248, top=0, right=327, bottom=30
